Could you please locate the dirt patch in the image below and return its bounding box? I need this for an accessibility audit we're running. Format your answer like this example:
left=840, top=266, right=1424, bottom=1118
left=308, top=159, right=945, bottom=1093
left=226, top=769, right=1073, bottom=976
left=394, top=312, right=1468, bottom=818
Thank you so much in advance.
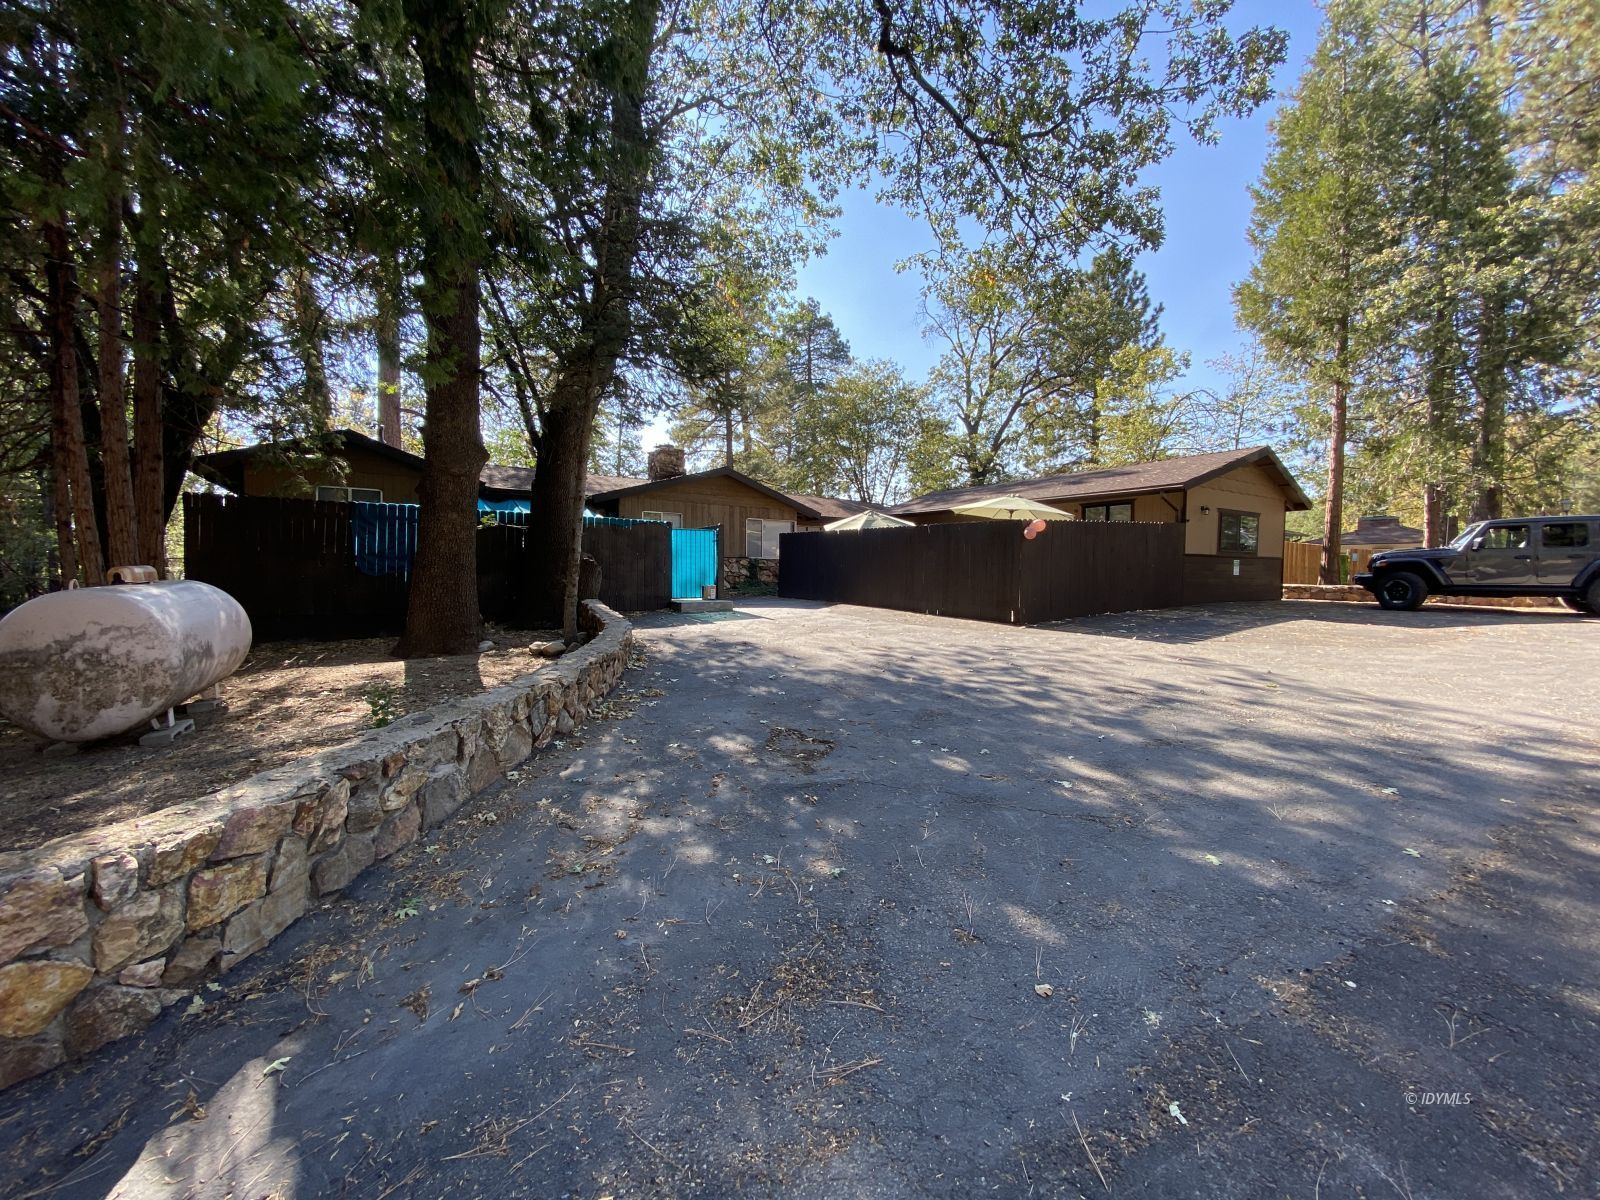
left=764, top=726, right=836, bottom=774
left=0, top=627, right=559, bottom=852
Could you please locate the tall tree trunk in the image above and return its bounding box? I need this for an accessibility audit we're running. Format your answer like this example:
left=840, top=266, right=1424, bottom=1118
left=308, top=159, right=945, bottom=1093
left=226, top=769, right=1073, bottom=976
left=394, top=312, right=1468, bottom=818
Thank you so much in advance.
left=723, top=408, right=734, bottom=465
left=1423, top=483, right=1447, bottom=546
left=155, top=252, right=224, bottom=517
left=1420, top=331, right=1453, bottom=547
left=376, top=259, right=404, bottom=447
left=131, top=253, right=166, bottom=573
left=395, top=0, right=489, bottom=657
left=47, top=446, right=77, bottom=588
left=293, top=271, right=333, bottom=429
left=1319, top=320, right=1348, bottom=585
left=529, top=399, right=595, bottom=627
left=44, top=216, right=105, bottom=586
left=526, top=0, right=656, bottom=637
left=96, top=192, right=140, bottom=568
left=1469, top=300, right=1507, bottom=522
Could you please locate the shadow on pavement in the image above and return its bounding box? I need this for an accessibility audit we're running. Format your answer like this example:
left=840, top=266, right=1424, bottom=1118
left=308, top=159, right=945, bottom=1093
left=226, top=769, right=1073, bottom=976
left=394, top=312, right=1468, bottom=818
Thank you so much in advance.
left=1, top=601, right=1595, bottom=1198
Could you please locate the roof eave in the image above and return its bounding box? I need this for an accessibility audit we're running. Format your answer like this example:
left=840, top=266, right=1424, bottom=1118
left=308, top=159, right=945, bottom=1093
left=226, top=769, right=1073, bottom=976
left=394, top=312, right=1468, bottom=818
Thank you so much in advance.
left=588, top=466, right=823, bottom=519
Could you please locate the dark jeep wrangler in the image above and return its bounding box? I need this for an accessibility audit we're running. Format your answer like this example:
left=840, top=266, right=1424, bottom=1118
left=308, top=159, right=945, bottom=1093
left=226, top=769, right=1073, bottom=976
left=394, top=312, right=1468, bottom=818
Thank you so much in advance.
left=1356, top=515, right=1600, bottom=613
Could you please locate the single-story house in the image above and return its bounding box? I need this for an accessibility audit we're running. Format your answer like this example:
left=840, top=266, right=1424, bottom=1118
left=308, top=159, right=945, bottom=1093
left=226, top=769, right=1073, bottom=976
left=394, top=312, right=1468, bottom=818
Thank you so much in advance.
left=191, top=428, right=645, bottom=510
left=585, top=460, right=877, bottom=587
left=891, top=446, right=1312, bottom=600
left=1305, top=514, right=1425, bottom=573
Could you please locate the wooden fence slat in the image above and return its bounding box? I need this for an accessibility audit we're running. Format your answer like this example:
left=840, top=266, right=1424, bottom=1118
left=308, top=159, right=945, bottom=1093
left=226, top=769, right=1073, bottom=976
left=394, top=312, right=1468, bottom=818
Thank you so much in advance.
left=1281, top=540, right=1321, bottom=585
left=780, top=520, right=1189, bottom=625
left=182, top=493, right=671, bottom=640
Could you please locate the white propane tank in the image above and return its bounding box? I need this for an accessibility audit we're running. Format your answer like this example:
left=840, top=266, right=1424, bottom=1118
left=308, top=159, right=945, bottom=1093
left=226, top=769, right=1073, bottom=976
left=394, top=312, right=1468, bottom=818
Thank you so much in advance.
left=0, top=577, right=252, bottom=743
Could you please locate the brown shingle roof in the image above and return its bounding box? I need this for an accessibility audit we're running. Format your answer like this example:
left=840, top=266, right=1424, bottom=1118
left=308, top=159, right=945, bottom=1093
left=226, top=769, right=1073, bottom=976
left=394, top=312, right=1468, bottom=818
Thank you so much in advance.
left=1305, top=515, right=1424, bottom=547
left=891, top=447, right=1311, bottom=514
left=587, top=466, right=829, bottom=519
left=788, top=493, right=879, bottom=521
left=472, top=463, right=647, bottom=498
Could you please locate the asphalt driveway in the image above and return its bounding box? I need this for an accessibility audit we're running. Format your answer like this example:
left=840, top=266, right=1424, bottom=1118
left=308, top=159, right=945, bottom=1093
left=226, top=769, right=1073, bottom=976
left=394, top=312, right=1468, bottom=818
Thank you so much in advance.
left=3, top=599, right=1597, bottom=1198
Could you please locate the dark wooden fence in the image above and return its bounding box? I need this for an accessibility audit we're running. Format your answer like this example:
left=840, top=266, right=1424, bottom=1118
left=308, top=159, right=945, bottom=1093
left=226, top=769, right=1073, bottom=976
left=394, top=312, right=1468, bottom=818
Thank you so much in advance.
left=476, top=519, right=671, bottom=623
left=184, top=493, right=669, bottom=640
left=779, top=520, right=1188, bottom=624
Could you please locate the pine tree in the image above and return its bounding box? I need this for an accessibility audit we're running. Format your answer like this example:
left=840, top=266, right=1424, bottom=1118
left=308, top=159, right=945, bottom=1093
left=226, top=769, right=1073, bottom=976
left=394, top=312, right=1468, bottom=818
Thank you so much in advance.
left=1237, top=0, right=1400, bottom=581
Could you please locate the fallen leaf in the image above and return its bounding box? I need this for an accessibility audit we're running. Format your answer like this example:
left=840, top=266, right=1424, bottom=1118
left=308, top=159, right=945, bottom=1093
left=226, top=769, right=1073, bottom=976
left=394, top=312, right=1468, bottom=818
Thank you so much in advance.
left=1203, top=854, right=1222, bottom=866
left=1381, top=787, right=1401, bottom=796
left=1403, top=848, right=1422, bottom=857
left=1169, top=1101, right=1188, bottom=1126
left=1034, top=983, right=1054, bottom=999
left=262, top=1057, right=291, bottom=1078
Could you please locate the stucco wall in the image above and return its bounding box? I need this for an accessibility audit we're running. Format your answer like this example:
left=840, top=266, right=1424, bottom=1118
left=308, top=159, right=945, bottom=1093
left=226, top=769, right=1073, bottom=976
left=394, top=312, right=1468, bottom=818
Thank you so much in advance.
left=0, top=603, right=632, bottom=1091
left=1185, top=464, right=1289, bottom=557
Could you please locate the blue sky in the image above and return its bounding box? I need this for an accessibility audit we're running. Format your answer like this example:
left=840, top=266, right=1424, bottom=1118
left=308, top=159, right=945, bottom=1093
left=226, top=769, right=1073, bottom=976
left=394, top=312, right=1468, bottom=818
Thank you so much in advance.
left=790, top=0, right=1326, bottom=400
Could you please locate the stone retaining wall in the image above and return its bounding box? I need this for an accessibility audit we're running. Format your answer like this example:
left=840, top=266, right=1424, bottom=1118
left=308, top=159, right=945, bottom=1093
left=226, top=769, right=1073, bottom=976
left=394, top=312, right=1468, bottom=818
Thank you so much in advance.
left=1282, top=583, right=1563, bottom=609
left=721, top=556, right=780, bottom=590
left=0, top=602, right=633, bottom=1091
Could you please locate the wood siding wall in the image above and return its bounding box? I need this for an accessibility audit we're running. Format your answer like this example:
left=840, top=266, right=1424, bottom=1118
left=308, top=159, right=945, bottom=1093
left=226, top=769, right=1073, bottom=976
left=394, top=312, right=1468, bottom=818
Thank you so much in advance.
left=1180, top=553, right=1283, bottom=603
left=779, top=521, right=1186, bottom=624
left=611, top=474, right=799, bottom=539
left=241, top=446, right=424, bottom=504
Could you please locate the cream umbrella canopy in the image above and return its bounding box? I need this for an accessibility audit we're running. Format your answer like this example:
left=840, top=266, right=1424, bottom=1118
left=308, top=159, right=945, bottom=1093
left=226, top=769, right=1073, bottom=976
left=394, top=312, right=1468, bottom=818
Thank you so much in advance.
left=823, top=509, right=915, bottom=531
left=950, top=495, right=1075, bottom=521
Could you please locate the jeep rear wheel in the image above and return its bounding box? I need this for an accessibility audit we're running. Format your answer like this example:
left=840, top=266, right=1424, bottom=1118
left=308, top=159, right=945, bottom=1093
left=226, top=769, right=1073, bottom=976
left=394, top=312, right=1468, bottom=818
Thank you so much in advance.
left=1375, top=571, right=1429, bottom=611
left=1580, top=577, right=1600, bottom=615
left=1560, top=597, right=1586, bottom=612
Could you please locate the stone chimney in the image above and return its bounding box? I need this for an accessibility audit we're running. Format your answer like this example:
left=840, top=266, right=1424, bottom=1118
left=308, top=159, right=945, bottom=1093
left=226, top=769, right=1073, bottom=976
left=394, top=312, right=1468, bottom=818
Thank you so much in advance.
left=647, top=444, right=686, bottom=482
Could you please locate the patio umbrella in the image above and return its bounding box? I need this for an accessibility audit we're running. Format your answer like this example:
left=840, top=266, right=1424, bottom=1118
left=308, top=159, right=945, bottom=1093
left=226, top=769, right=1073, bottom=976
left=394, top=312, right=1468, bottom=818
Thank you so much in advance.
left=823, top=509, right=915, bottom=531
left=950, top=495, right=1075, bottom=521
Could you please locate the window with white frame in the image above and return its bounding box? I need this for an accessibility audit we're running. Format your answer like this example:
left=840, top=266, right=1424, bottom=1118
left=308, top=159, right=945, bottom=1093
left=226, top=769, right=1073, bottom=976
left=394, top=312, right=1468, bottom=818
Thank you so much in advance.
left=641, top=509, right=684, bottom=528
left=316, top=485, right=384, bottom=503
left=745, top=518, right=793, bottom=559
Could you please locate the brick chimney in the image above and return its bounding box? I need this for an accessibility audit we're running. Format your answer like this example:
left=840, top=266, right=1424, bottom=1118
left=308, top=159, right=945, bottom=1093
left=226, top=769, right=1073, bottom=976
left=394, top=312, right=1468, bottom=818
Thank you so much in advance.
left=647, top=444, right=686, bottom=482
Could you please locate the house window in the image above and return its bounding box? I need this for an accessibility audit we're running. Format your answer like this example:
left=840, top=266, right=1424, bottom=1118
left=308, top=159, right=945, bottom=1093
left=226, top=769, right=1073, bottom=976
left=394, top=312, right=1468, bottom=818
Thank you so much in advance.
left=641, top=510, right=684, bottom=529
left=745, top=518, right=793, bottom=559
left=316, top=485, right=383, bottom=503
left=1218, top=510, right=1260, bottom=556
left=1082, top=502, right=1134, bottom=522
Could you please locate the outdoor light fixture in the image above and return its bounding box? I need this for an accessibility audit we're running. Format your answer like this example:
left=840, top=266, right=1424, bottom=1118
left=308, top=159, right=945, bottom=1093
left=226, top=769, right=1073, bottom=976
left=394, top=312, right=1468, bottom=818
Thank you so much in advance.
left=1199, top=505, right=1210, bottom=514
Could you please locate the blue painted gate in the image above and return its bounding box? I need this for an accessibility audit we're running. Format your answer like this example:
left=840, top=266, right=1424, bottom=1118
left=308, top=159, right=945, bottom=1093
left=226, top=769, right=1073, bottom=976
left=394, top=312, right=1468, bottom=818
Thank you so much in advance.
left=670, top=527, right=719, bottom=598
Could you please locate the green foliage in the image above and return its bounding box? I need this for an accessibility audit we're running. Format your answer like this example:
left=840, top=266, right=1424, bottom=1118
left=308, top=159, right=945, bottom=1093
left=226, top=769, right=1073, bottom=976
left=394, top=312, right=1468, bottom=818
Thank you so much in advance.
left=1239, top=0, right=1600, bottom=538
left=789, top=360, right=935, bottom=504
left=920, top=243, right=1166, bottom=483
left=362, top=681, right=401, bottom=728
